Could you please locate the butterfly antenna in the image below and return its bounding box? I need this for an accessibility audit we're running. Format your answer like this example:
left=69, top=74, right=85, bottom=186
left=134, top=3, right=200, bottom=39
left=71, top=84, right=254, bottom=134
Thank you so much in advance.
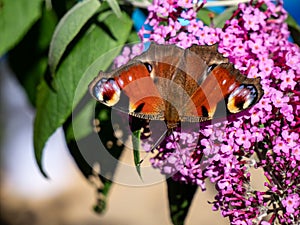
left=139, top=129, right=168, bottom=164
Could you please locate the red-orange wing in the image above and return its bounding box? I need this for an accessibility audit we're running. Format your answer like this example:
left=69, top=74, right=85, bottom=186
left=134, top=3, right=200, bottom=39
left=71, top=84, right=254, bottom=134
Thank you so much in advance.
left=182, top=63, right=263, bottom=122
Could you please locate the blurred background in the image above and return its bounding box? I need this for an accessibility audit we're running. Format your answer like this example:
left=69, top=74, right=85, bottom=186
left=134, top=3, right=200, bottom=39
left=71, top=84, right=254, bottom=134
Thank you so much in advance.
left=0, top=1, right=299, bottom=225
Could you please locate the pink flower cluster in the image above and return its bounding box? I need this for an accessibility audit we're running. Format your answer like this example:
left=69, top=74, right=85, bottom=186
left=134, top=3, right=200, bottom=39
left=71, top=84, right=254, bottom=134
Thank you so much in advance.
left=140, top=0, right=220, bottom=48
left=114, top=0, right=300, bottom=224
left=113, top=43, right=144, bottom=68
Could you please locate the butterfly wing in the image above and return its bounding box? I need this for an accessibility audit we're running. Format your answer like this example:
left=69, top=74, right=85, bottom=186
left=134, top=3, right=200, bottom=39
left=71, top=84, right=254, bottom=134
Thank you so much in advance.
left=182, top=63, right=264, bottom=122
left=89, top=43, right=264, bottom=126
left=133, top=44, right=189, bottom=125
left=122, top=43, right=257, bottom=127
left=89, top=60, right=166, bottom=120
left=135, top=44, right=232, bottom=125
left=134, top=44, right=220, bottom=125
left=188, top=44, right=229, bottom=65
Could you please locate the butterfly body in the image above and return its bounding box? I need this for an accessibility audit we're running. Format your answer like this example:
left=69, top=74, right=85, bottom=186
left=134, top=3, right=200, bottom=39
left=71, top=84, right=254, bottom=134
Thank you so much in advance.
left=89, top=43, right=263, bottom=130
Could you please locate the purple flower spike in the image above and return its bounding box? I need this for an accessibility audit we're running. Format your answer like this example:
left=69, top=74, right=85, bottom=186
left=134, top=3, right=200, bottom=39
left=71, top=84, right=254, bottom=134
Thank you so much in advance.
left=114, top=0, right=300, bottom=224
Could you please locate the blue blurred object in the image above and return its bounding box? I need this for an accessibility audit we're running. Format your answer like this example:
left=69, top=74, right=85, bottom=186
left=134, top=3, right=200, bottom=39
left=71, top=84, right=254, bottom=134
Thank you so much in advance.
left=284, top=0, right=300, bottom=25
left=132, top=8, right=149, bottom=31
left=206, top=0, right=226, bottom=14
left=178, top=18, right=190, bottom=26
left=132, top=8, right=152, bottom=42
left=283, top=0, right=300, bottom=43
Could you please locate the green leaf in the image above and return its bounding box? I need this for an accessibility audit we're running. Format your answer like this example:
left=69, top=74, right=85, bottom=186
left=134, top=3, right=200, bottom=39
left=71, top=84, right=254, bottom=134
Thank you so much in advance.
left=286, top=14, right=300, bottom=45
left=48, top=0, right=101, bottom=75
left=214, top=6, right=237, bottom=28
left=167, top=178, right=198, bottom=225
left=197, top=8, right=215, bottom=25
left=63, top=102, right=125, bottom=214
left=63, top=118, right=94, bottom=179
left=34, top=11, right=132, bottom=176
left=8, top=7, right=58, bottom=105
left=128, top=31, right=140, bottom=43
left=50, top=0, right=79, bottom=18
left=65, top=100, right=94, bottom=141
left=132, top=129, right=142, bottom=178
left=91, top=103, right=127, bottom=213
left=93, top=180, right=112, bottom=214
left=286, top=14, right=300, bottom=32
left=0, top=0, right=43, bottom=56
left=106, top=0, right=122, bottom=18
left=64, top=102, right=126, bottom=213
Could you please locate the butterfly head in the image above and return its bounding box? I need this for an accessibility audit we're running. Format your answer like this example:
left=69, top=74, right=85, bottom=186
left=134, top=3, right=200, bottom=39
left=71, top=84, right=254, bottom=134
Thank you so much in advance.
left=89, top=77, right=121, bottom=107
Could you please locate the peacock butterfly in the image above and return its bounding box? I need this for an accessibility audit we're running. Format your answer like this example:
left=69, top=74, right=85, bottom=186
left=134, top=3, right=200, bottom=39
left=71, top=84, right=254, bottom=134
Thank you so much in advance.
left=88, top=43, right=263, bottom=133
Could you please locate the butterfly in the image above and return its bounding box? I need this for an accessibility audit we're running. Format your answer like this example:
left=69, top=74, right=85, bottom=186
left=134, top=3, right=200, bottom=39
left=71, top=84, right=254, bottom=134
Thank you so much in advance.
left=89, top=43, right=263, bottom=135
